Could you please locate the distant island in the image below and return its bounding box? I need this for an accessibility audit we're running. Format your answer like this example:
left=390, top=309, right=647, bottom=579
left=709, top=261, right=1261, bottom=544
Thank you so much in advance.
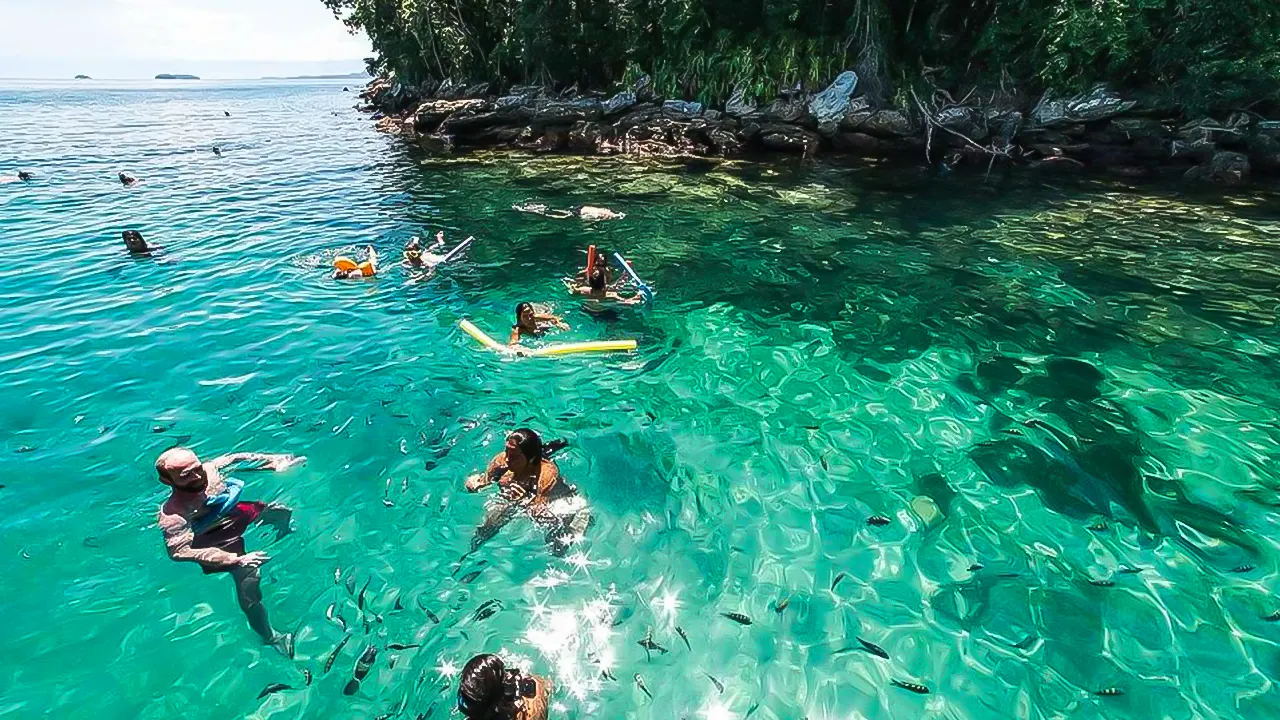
left=155, top=74, right=199, bottom=80
left=74, top=75, right=91, bottom=80
left=261, top=72, right=369, bottom=80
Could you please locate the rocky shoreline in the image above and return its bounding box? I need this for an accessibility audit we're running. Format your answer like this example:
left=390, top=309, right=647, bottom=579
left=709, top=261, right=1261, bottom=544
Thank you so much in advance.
left=360, top=73, right=1280, bottom=186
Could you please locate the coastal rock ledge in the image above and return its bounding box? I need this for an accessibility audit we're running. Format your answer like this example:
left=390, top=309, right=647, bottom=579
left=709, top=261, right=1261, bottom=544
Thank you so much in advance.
left=360, top=76, right=1280, bottom=185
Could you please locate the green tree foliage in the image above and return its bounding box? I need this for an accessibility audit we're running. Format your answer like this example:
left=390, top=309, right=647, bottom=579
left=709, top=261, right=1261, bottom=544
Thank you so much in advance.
left=324, top=0, right=1280, bottom=111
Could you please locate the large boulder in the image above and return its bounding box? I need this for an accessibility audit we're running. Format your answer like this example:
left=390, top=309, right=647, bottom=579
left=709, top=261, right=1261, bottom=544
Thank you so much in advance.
left=858, top=109, right=916, bottom=138
left=603, top=91, right=636, bottom=115
left=530, top=98, right=602, bottom=128
left=1111, top=118, right=1168, bottom=140
left=1031, top=85, right=1136, bottom=128
left=568, top=121, right=610, bottom=152
left=725, top=86, right=757, bottom=118
left=936, top=106, right=987, bottom=141
left=759, top=96, right=809, bottom=125
left=808, top=71, right=859, bottom=125
left=413, top=99, right=493, bottom=133
left=758, top=124, right=819, bottom=155
left=1178, top=117, right=1249, bottom=146
left=662, top=100, right=704, bottom=118
left=1184, top=151, right=1250, bottom=185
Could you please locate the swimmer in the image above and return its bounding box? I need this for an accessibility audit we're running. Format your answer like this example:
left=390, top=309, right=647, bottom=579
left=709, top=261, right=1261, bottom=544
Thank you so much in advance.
left=212, top=146, right=222, bottom=156
left=574, top=248, right=616, bottom=286
left=155, top=447, right=304, bottom=654
left=464, top=428, right=590, bottom=555
left=509, top=302, right=569, bottom=346
left=122, top=230, right=156, bottom=256
left=512, top=202, right=625, bottom=221
left=403, top=231, right=447, bottom=269
left=457, top=654, right=553, bottom=720
left=334, top=245, right=378, bottom=279
left=17, top=170, right=33, bottom=182
left=119, top=172, right=138, bottom=187
left=566, top=268, right=643, bottom=305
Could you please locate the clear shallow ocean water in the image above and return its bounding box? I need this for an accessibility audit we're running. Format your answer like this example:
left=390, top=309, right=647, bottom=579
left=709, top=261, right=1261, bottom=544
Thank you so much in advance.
left=2, top=79, right=1280, bottom=720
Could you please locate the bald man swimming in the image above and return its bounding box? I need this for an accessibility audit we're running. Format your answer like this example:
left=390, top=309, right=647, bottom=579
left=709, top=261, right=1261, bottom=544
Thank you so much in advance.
left=155, top=447, right=304, bottom=655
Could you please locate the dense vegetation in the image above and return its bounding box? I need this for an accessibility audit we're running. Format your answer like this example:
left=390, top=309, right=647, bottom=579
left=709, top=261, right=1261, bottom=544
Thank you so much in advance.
left=323, top=0, right=1280, bottom=113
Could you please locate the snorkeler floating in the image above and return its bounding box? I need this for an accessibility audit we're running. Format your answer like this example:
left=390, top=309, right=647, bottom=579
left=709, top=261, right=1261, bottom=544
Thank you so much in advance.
left=17, top=170, right=33, bottom=182
left=154, top=447, right=304, bottom=655
left=122, top=230, right=157, bottom=255
left=457, top=653, right=552, bottom=720
left=464, top=428, right=591, bottom=556
left=212, top=146, right=222, bottom=156
left=512, top=202, right=626, bottom=221
left=119, top=172, right=138, bottom=187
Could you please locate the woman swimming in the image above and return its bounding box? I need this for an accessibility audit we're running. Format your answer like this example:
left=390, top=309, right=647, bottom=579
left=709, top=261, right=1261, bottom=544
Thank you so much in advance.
left=464, top=428, right=590, bottom=555
left=566, top=268, right=643, bottom=304
left=508, top=302, right=568, bottom=345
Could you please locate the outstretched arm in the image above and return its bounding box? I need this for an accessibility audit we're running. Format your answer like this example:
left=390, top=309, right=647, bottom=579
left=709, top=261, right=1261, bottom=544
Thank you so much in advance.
left=465, top=453, right=505, bottom=492
left=208, top=453, right=304, bottom=471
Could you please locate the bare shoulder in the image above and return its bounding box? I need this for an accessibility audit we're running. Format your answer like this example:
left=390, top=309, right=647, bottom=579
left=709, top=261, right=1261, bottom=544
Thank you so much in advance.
left=157, top=503, right=189, bottom=533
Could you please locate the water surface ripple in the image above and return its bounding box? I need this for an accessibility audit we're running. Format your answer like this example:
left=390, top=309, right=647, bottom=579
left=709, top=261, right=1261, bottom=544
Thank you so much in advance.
left=2, top=80, right=1280, bottom=720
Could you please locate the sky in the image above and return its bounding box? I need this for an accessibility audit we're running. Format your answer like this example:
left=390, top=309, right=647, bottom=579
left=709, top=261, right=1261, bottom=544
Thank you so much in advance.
left=0, top=0, right=372, bottom=78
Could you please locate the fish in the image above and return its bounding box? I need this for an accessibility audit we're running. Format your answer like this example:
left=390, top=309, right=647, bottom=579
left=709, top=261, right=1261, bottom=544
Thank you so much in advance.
left=634, top=674, right=652, bottom=700
left=773, top=597, right=790, bottom=614
left=867, top=515, right=892, bottom=526
left=358, top=578, right=371, bottom=609
left=1118, top=565, right=1144, bottom=574
left=1012, top=635, right=1038, bottom=650
left=705, top=673, right=723, bottom=694
left=891, top=679, right=930, bottom=694
left=387, top=643, right=422, bottom=650
left=394, top=597, right=405, bottom=611
left=601, top=668, right=616, bottom=681
left=257, top=683, right=290, bottom=699
left=675, top=625, right=691, bottom=650
left=460, top=570, right=482, bottom=584
left=1088, top=521, right=1108, bottom=532
left=1262, top=610, right=1280, bottom=622
left=746, top=700, right=760, bottom=718
left=343, top=679, right=361, bottom=696
left=388, top=656, right=398, bottom=670
left=856, top=637, right=889, bottom=660
left=82, top=537, right=101, bottom=548
left=15, top=445, right=36, bottom=454
left=638, top=632, right=669, bottom=660
left=324, top=634, right=352, bottom=674
left=425, top=609, right=440, bottom=624
left=820, top=454, right=829, bottom=470
left=831, top=573, right=846, bottom=592
left=326, top=603, right=348, bottom=632
left=473, top=599, right=502, bottom=622
left=1230, top=564, right=1256, bottom=573
left=1094, top=687, right=1125, bottom=697
left=345, top=574, right=357, bottom=595
left=303, top=669, right=312, bottom=686
left=721, top=612, right=752, bottom=626
left=1089, top=579, right=1115, bottom=587
left=354, top=644, right=377, bottom=681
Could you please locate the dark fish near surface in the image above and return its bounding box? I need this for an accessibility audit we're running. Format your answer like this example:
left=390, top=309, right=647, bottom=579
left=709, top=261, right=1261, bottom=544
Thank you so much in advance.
left=394, top=597, right=405, bottom=611
left=1088, top=521, right=1108, bottom=532
left=675, top=625, right=691, bottom=650
left=425, top=609, right=440, bottom=624
left=1118, top=565, right=1144, bottom=574
left=345, top=574, right=357, bottom=595
left=634, top=674, right=652, bottom=700
left=302, top=669, right=312, bottom=686
left=638, top=632, right=668, bottom=660
left=473, top=599, right=502, bottom=622
left=388, top=643, right=421, bottom=650
left=867, top=515, right=892, bottom=527
left=358, top=578, right=371, bottom=609
left=257, top=683, right=290, bottom=699
left=343, top=678, right=361, bottom=696
left=721, top=612, right=752, bottom=626
left=460, top=570, right=482, bottom=584
left=831, top=573, right=846, bottom=592
left=856, top=637, right=889, bottom=660
left=1094, top=687, right=1125, bottom=697
left=705, top=673, right=723, bottom=694
left=326, top=603, right=348, bottom=632
left=1263, top=610, right=1280, bottom=622
left=324, top=634, right=352, bottom=674
left=354, top=644, right=378, bottom=681
left=773, top=597, right=790, bottom=614
left=1230, top=564, right=1256, bottom=573
left=745, top=700, right=760, bottom=718
left=891, top=679, right=930, bottom=694
left=1089, top=579, right=1116, bottom=587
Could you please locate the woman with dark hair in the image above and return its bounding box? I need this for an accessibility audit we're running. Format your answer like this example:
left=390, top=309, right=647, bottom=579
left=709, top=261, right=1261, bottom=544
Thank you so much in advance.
left=122, top=230, right=157, bottom=256
left=457, top=653, right=552, bottom=720
left=508, top=302, right=568, bottom=346
left=464, top=428, right=590, bottom=555
left=565, top=267, right=643, bottom=305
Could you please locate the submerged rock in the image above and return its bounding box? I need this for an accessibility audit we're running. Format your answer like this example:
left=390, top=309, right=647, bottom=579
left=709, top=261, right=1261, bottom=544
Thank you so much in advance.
left=1184, top=151, right=1250, bottom=185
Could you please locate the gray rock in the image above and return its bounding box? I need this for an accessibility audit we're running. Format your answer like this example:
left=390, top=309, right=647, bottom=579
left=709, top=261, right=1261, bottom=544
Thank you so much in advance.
left=760, top=96, right=809, bottom=124
left=603, top=91, right=636, bottom=115
left=860, top=109, right=916, bottom=137
left=936, top=106, right=987, bottom=141
left=832, top=132, right=893, bottom=154
left=662, top=100, right=704, bottom=118
left=990, top=111, right=1022, bottom=146
left=725, top=87, right=757, bottom=117
left=1184, top=151, right=1250, bottom=185
left=758, top=124, right=819, bottom=155
left=632, top=75, right=655, bottom=102
left=1032, top=85, right=1135, bottom=128
left=531, top=98, right=602, bottom=127
left=1111, top=118, right=1168, bottom=139
left=808, top=71, right=859, bottom=125
left=508, top=85, right=545, bottom=99
left=463, top=82, right=491, bottom=98
left=1178, top=118, right=1247, bottom=145
left=1245, top=133, right=1280, bottom=172
left=412, top=99, right=493, bottom=133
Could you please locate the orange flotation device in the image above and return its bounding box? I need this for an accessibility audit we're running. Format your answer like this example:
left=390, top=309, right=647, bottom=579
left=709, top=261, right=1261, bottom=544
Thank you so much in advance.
left=334, top=256, right=376, bottom=276
left=586, top=244, right=596, bottom=276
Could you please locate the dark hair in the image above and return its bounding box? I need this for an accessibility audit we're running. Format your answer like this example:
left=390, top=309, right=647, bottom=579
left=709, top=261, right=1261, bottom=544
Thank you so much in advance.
left=510, top=427, right=567, bottom=461
left=588, top=267, right=606, bottom=291
left=458, top=654, right=505, bottom=719
left=515, top=302, right=534, bottom=324
left=122, top=230, right=147, bottom=251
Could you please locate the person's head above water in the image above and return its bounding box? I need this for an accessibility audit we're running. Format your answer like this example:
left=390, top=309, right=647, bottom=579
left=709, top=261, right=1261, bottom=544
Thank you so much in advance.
left=588, top=267, right=607, bottom=293
left=122, top=230, right=149, bottom=253
left=457, top=653, right=509, bottom=718
left=515, top=302, right=537, bottom=330
left=504, top=428, right=568, bottom=473
left=156, top=447, right=208, bottom=493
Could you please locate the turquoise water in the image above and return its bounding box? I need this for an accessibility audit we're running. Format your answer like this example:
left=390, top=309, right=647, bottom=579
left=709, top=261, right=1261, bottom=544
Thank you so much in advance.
left=3, top=79, right=1280, bottom=720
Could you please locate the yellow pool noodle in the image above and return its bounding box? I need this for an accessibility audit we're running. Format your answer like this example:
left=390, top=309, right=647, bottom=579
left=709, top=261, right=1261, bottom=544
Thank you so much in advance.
left=459, top=320, right=636, bottom=357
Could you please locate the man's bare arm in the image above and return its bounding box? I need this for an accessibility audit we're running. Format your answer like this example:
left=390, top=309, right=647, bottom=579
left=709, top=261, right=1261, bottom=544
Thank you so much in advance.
left=159, top=513, right=244, bottom=570
left=208, top=453, right=304, bottom=471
